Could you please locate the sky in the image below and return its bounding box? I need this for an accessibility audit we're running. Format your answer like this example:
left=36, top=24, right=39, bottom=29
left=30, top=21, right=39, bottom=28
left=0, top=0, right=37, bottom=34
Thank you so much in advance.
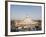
left=10, top=5, right=42, bottom=20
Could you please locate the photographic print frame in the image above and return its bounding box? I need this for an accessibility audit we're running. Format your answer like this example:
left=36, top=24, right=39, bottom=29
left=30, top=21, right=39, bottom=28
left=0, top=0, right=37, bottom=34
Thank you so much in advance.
left=5, top=1, right=45, bottom=36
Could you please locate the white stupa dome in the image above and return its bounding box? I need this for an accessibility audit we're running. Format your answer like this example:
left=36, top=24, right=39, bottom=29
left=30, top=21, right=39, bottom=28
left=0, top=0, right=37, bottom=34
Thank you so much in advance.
left=23, top=16, right=33, bottom=24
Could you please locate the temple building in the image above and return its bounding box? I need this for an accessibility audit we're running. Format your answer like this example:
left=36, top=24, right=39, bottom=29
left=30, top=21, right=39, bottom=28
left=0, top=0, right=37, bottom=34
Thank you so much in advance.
left=11, top=16, right=41, bottom=32
left=14, top=16, right=39, bottom=30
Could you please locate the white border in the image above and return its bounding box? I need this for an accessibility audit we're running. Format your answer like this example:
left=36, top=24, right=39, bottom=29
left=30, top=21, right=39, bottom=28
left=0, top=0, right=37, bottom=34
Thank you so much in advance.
left=8, top=2, right=44, bottom=35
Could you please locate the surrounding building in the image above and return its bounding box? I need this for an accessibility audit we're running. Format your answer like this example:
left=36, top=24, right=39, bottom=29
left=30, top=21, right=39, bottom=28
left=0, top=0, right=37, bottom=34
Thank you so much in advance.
left=11, top=16, right=41, bottom=32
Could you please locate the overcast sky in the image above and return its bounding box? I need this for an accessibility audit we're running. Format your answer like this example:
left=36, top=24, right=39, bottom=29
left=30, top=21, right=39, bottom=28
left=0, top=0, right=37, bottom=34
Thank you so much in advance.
left=10, top=5, right=42, bottom=20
